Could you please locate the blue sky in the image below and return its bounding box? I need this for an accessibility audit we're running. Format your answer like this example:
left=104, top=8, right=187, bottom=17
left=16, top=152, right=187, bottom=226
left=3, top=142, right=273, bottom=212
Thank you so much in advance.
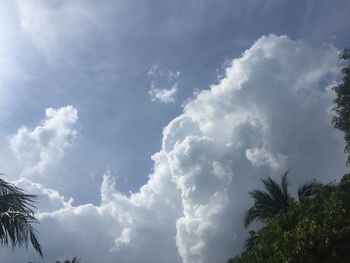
left=0, top=1, right=350, bottom=262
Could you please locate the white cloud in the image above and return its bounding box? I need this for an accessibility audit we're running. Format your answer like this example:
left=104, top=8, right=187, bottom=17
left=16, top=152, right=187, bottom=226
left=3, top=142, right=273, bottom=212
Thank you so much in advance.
left=1, top=35, right=347, bottom=263
left=9, top=106, right=78, bottom=177
left=147, top=64, right=180, bottom=103
left=245, top=146, right=287, bottom=170
left=149, top=82, right=178, bottom=103
left=13, top=177, right=73, bottom=213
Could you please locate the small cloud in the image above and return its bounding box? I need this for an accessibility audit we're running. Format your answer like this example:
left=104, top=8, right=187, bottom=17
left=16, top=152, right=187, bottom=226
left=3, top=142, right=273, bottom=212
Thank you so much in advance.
left=147, top=64, right=160, bottom=77
left=9, top=105, right=78, bottom=177
left=147, top=65, right=180, bottom=104
left=168, top=70, right=181, bottom=81
left=149, top=82, right=178, bottom=103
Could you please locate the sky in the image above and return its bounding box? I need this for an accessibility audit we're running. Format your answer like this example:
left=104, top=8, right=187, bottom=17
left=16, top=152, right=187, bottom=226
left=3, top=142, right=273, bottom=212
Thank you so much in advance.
left=0, top=0, right=350, bottom=262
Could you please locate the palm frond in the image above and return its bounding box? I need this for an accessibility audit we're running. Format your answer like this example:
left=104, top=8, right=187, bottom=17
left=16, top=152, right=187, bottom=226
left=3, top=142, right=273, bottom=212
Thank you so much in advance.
left=298, top=182, right=314, bottom=203
left=71, top=257, right=81, bottom=263
left=244, top=230, right=259, bottom=251
left=261, top=176, right=288, bottom=210
left=244, top=207, right=259, bottom=228
left=249, top=190, right=279, bottom=216
left=0, top=178, right=42, bottom=256
left=281, top=170, right=289, bottom=201
left=244, top=171, right=291, bottom=227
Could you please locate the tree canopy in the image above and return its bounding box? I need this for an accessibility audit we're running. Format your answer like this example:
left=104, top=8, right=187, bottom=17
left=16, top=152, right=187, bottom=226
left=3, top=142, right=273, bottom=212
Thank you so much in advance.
left=333, top=49, right=350, bottom=166
left=227, top=174, right=350, bottom=263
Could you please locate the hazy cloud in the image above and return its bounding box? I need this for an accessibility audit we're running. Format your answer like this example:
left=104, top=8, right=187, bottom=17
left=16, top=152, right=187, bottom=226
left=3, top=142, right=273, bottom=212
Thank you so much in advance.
left=16, top=0, right=97, bottom=58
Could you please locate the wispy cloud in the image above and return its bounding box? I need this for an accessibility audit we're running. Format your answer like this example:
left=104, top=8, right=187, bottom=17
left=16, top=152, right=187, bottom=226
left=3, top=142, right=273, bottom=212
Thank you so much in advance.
left=147, top=64, right=161, bottom=77
left=147, top=64, right=180, bottom=104
left=149, top=82, right=178, bottom=103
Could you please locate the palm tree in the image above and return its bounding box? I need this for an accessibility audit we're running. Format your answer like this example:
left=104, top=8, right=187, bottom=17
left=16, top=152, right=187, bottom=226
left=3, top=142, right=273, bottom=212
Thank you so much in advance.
left=243, top=171, right=321, bottom=250
left=244, top=171, right=291, bottom=228
left=0, top=177, right=42, bottom=256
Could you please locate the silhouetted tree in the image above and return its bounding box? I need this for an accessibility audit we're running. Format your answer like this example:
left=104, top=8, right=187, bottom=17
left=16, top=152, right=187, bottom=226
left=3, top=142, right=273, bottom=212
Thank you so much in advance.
left=244, top=171, right=292, bottom=228
left=0, top=177, right=42, bottom=256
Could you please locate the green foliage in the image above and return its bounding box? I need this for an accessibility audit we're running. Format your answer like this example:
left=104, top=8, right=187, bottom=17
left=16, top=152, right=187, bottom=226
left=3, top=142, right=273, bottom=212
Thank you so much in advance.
left=227, top=174, right=350, bottom=263
left=0, top=177, right=42, bottom=256
left=332, top=49, right=350, bottom=166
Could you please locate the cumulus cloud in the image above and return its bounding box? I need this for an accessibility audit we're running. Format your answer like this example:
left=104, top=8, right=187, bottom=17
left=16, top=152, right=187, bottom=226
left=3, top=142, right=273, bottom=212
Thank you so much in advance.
left=9, top=106, right=78, bottom=177
left=245, top=146, right=287, bottom=170
left=13, top=178, right=73, bottom=213
left=1, top=35, right=347, bottom=263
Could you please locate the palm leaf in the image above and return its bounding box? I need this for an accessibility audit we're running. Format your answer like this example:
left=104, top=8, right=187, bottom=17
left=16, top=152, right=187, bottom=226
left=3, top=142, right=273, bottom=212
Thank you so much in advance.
left=244, top=171, right=292, bottom=227
left=281, top=170, right=289, bottom=201
left=0, top=178, right=42, bottom=256
left=298, top=182, right=314, bottom=203
left=245, top=230, right=259, bottom=251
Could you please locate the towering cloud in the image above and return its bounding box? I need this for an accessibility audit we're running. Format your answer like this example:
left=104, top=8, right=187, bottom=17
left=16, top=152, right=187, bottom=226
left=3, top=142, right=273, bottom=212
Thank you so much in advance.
left=9, top=106, right=78, bottom=177
left=2, top=35, right=347, bottom=263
